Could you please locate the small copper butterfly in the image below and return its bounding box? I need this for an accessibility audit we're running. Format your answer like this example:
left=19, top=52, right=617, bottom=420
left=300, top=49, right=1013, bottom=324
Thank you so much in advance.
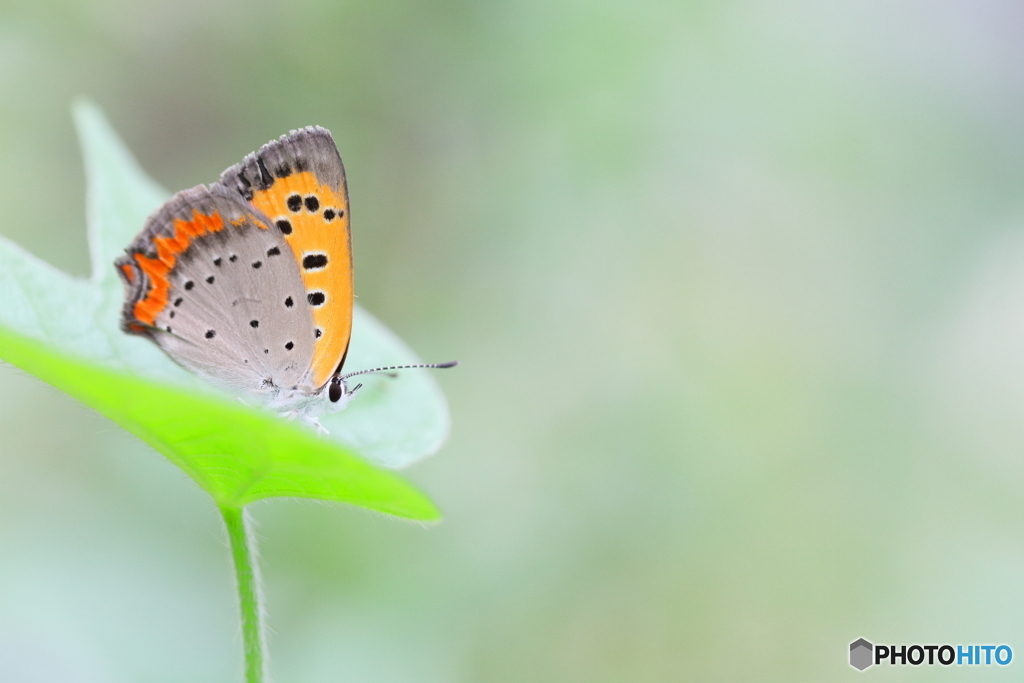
left=115, top=127, right=455, bottom=433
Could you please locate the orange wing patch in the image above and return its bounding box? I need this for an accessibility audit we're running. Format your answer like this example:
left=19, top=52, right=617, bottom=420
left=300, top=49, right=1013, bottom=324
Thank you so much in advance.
left=248, top=171, right=352, bottom=388
left=130, top=210, right=225, bottom=325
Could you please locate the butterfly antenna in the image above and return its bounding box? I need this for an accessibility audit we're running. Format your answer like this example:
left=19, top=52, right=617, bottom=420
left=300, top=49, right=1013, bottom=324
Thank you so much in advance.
left=339, top=361, right=458, bottom=382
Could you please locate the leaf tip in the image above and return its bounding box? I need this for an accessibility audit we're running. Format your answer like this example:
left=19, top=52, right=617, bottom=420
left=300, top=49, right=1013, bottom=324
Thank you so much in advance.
left=71, top=98, right=111, bottom=146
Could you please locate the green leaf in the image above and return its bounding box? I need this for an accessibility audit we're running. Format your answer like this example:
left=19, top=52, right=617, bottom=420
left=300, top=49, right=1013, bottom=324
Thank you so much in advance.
left=0, top=101, right=450, bottom=519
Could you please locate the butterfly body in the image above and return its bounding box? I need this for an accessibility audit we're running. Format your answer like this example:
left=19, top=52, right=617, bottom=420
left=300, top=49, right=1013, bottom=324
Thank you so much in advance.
left=116, top=127, right=356, bottom=423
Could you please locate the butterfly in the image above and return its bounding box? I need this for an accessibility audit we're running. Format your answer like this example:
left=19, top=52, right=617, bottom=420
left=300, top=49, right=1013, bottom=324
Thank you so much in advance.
left=115, top=127, right=454, bottom=433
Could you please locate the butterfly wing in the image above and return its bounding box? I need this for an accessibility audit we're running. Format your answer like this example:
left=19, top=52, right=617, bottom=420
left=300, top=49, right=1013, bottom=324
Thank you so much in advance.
left=115, top=184, right=316, bottom=396
left=218, top=127, right=352, bottom=391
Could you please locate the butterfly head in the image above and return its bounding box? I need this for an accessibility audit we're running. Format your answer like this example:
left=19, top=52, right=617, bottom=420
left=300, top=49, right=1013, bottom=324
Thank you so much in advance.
left=261, top=378, right=352, bottom=417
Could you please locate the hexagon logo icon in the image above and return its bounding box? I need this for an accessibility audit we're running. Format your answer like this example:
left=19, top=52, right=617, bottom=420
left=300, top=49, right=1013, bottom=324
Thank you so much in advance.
left=850, top=638, right=873, bottom=671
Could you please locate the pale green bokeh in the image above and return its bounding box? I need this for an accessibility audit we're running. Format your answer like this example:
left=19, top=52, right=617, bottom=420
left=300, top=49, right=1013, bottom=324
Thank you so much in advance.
left=1, top=0, right=1023, bottom=681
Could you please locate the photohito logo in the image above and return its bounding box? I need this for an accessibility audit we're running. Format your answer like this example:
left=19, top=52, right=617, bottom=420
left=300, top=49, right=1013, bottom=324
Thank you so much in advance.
left=849, top=639, right=1012, bottom=670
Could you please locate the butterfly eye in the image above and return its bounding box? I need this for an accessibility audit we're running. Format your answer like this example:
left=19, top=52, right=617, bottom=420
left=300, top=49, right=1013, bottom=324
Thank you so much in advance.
left=328, top=377, right=342, bottom=403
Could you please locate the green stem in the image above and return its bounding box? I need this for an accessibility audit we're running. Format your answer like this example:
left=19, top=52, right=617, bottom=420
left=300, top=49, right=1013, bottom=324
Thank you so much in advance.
left=220, top=505, right=268, bottom=683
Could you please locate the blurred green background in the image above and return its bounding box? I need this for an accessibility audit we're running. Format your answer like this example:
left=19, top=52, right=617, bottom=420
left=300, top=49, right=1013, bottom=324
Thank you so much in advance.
left=2, top=0, right=1024, bottom=680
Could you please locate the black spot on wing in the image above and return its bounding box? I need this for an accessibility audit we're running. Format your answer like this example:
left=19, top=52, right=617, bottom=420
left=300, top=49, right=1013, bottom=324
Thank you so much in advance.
left=267, top=246, right=281, bottom=257
left=307, top=291, right=326, bottom=306
left=302, top=253, right=328, bottom=270
left=205, top=330, right=216, bottom=339
left=235, top=170, right=254, bottom=201
left=255, top=156, right=274, bottom=188
left=250, top=320, right=259, bottom=328
left=285, top=296, right=293, bottom=308
left=287, top=194, right=302, bottom=212
left=276, top=219, right=292, bottom=235
left=252, top=260, right=263, bottom=269
left=184, top=280, right=194, bottom=290
left=304, top=195, right=320, bottom=212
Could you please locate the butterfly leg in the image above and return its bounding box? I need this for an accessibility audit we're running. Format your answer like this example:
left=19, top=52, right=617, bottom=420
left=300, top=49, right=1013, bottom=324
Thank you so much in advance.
left=277, top=408, right=330, bottom=435
left=300, top=415, right=330, bottom=436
